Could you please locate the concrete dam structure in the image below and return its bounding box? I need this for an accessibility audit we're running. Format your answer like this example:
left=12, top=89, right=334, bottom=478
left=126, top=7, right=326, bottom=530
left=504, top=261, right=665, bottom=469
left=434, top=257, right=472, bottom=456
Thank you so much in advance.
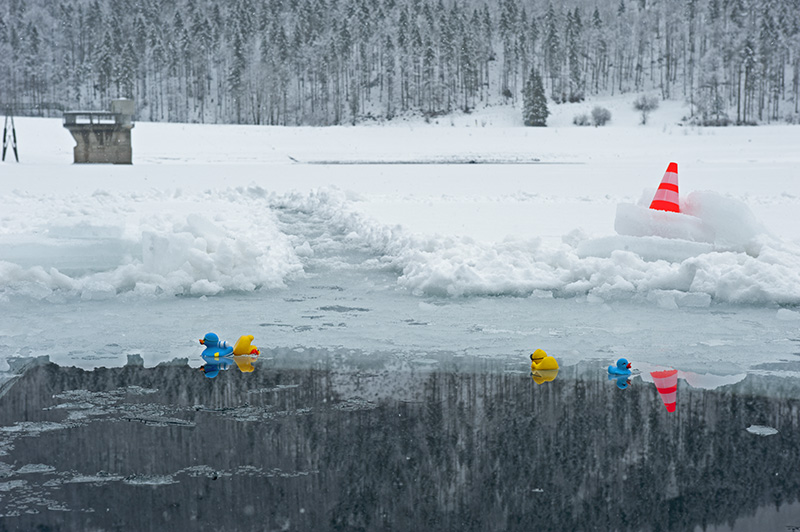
left=63, top=99, right=134, bottom=164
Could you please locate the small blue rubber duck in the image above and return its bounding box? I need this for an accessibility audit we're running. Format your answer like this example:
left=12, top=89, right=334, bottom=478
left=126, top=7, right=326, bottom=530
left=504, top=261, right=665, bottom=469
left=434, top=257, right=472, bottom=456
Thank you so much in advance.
left=608, top=358, right=632, bottom=376
left=199, top=332, right=233, bottom=358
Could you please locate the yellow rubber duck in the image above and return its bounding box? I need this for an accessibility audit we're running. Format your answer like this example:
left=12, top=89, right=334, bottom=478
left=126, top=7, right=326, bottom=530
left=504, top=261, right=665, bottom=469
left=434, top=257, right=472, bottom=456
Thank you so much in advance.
left=530, top=349, right=559, bottom=384
left=232, top=335, right=260, bottom=355
left=530, top=349, right=558, bottom=370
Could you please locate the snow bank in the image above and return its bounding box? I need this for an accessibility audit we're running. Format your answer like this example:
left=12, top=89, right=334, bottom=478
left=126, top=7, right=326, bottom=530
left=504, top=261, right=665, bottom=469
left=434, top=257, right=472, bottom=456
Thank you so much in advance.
left=1, top=185, right=800, bottom=306
left=0, top=187, right=303, bottom=300
left=366, top=190, right=800, bottom=305
left=389, top=231, right=800, bottom=304
left=2, top=114, right=800, bottom=307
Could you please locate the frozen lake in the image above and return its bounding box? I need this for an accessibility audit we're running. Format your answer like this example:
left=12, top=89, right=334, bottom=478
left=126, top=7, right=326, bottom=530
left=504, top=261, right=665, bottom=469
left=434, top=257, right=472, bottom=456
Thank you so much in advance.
left=1, top=112, right=800, bottom=375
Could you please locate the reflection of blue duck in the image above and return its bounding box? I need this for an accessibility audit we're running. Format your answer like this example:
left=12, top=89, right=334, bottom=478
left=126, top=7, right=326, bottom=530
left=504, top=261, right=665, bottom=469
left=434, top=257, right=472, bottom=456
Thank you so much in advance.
left=200, top=356, right=234, bottom=379
left=608, top=358, right=632, bottom=376
left=608, top=373, right=631, bottom=389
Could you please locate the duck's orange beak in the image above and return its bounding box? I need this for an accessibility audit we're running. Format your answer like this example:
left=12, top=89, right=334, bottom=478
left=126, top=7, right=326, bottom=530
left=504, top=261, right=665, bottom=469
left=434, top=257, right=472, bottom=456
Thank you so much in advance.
left=199, top=339, right=205, bottom=345
left=627, top=362, right=632, bottom=369
left=251, top=348, right=260, bottom=355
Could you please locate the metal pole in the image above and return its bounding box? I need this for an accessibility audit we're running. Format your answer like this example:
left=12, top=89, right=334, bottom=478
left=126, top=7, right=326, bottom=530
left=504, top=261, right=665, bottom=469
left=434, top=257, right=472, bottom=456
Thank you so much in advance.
left=10, top=116, right=18, bottom=162
left=2, top=115, right=8, bottom=162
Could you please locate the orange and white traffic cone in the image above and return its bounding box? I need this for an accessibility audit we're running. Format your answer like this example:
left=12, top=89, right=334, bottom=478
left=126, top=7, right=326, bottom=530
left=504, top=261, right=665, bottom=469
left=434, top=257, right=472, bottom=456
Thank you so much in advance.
left=651, top=369, right=678, bottom=412
left=649, top=162, right=680, bottom=213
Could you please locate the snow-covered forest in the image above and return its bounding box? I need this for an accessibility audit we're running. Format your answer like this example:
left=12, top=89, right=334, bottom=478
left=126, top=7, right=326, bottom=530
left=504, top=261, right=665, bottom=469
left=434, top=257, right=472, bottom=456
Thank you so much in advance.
left=1, top=0, right=799, bottom=125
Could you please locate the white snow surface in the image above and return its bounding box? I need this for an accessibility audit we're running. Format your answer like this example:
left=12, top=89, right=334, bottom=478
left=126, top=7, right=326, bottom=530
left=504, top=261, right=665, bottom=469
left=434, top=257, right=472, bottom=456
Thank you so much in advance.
left=1, top=98, right=800, bottom=375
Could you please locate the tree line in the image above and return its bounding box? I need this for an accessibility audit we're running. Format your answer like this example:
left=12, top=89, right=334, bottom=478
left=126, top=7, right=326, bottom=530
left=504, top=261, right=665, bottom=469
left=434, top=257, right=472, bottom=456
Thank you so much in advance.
left=0, top=0, right=798, bottom=125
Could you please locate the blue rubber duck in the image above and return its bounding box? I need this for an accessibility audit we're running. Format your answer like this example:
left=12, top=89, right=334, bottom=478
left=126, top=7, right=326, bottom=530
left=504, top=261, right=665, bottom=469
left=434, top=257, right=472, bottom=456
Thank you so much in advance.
left=608, top=358, right=632, bottom=376
left=199, top=332, right=233, bottom=358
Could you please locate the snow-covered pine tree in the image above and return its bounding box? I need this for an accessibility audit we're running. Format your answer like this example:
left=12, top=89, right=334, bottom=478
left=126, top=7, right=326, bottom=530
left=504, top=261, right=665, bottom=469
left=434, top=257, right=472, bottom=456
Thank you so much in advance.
left=523, top=68, right=548, bottom=126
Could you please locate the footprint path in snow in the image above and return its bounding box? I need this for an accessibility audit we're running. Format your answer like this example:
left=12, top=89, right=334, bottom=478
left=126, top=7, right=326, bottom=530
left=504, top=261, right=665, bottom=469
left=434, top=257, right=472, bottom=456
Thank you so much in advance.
left=262, top=195, right=416, bottom=341
left=270, top=196, right=395, bottom=285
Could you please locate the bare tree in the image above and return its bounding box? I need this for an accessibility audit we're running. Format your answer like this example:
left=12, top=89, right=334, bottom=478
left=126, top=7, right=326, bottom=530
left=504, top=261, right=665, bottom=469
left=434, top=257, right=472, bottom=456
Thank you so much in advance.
left=633, top=94, right=659, bottom=124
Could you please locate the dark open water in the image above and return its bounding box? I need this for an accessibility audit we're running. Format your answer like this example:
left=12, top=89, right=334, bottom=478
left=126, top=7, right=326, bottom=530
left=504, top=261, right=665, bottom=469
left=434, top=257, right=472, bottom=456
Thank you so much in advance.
left=0, top=351, right=798, bottom=531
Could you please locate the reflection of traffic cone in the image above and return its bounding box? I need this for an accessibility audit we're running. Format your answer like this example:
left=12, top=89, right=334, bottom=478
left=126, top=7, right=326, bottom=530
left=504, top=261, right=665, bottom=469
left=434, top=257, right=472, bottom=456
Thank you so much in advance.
left=649, top=162, right=680, bottom=213
left=651, top=369, right=678, bottom=412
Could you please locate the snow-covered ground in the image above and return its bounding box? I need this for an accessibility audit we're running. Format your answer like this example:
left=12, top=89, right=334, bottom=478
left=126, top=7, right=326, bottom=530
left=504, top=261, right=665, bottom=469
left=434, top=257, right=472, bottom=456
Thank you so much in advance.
left=1, top=96, right=799, bottom=377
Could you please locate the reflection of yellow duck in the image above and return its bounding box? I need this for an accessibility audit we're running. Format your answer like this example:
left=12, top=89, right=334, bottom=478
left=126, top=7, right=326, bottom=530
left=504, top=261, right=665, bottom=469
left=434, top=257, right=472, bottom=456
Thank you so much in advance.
left=530, top=349, right=559, bottom=384
left=233, top=354, right=259, bottom=373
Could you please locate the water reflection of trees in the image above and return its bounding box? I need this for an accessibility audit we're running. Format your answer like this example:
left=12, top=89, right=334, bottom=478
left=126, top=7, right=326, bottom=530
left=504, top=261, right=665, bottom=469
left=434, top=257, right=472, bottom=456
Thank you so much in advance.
left=0, top=357, right=798, bottom=531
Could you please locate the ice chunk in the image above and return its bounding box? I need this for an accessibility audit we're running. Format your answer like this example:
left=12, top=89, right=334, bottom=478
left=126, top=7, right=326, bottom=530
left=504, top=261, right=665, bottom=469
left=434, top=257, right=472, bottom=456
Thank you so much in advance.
left=746, top=425, right=778, bottom=436
left=777, top=308, right=800, bottom=321
left=295, top=241, right=314, bottom=257
left=47, top=221, right=124, bottom=240
left=16, top=464, right=57, bottom=474
left=615, top=203, right=714, bottom=242
left=615, top=191, right=766, bottom=252
left=0, top=236, right=138, bottom=275
left=577, top=234, right=714, bottom=262
left=683, top=191, right=765, bottom=249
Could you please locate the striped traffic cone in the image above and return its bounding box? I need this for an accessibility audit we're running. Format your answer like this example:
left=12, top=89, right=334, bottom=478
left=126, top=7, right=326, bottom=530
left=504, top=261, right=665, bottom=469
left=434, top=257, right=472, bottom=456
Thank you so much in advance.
left=649, top=162, right=680, bottom=213
left=651, top=369, right=678, bottom=412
